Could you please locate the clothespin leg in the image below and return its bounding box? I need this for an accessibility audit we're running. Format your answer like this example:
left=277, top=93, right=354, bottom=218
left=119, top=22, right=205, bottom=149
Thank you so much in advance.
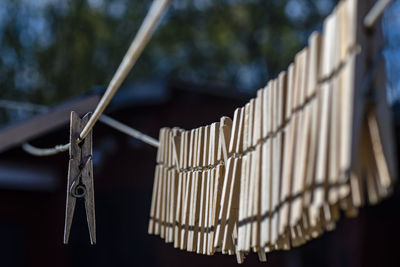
left=64, top=158, right=78, bottom=244
left=82, top=157, right=96, bottom=244
left=80, top=112, right=96, bottom=244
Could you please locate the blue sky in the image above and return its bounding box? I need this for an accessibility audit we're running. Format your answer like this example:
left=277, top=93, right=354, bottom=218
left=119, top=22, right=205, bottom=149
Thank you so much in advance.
left=383, top=0, right=400, bottom=103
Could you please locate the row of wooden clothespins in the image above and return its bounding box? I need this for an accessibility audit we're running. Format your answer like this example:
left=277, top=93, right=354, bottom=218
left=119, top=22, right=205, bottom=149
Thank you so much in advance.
left=148, top=0, right=397, bottom=263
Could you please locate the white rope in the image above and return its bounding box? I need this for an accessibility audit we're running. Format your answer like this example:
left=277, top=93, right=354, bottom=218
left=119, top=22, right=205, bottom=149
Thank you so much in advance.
left=78, top=0, right=171, bottom=142
left=22, top=114, right=159, bottom=156
left=99, top=115, right=159, bottom=147
left=364, top=0, right=393, bottom=28
left=22, top=142, right=70, bottom=156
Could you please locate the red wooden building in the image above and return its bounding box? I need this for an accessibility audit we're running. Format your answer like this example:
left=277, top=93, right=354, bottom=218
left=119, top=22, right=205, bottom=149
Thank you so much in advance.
left=0, top=82, right=398, bottom=267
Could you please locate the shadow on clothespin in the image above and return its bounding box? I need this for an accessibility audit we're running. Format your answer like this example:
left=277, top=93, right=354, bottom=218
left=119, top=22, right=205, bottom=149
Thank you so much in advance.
left=64, top=111, right=96, bottom=245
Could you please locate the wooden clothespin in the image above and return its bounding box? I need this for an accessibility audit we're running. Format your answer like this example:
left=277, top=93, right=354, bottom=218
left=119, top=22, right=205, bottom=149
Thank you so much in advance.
left=64, top=111, right=96, bottom=244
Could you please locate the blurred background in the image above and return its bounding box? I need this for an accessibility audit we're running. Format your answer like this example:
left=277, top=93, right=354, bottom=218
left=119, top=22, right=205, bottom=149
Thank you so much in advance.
left=0, top=0, right=399, bottom=266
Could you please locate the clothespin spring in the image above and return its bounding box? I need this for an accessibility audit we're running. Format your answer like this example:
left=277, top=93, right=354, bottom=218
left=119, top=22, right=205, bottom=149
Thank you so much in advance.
left=70, top=155, right=92, bottom=198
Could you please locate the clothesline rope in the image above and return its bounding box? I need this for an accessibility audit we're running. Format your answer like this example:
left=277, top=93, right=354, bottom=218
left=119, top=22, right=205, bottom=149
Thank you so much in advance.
left=99, top=115, right=159, bottom=148
left=22, top=114, right=159, bottom=156
left=78, top=0, right=171, bottom=143
left=22, top=142, right=70, bottom=156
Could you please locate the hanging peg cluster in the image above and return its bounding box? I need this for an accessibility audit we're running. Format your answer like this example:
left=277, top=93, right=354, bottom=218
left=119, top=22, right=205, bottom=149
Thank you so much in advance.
left=64, top=111, right=96, bottom=244
left=148, top=118, right=233, bottom=255
left=148, top=0, right=396, bottom=263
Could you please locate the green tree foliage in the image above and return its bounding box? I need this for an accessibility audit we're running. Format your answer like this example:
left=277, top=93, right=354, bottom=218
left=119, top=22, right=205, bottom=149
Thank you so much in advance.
left=0, top=0, right=337, bottom=124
